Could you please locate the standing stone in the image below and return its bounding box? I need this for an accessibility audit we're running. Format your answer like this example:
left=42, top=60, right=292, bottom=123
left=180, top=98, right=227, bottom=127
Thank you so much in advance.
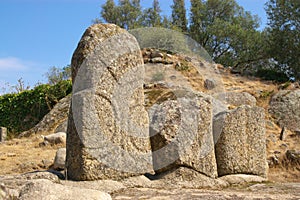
left=0, top=127, right=7, bottom=142
left=214, top=105, right=267, bottom=177
left=149, top=91, right=218, bottom=178
left=66, top=24, right=152, bottom=181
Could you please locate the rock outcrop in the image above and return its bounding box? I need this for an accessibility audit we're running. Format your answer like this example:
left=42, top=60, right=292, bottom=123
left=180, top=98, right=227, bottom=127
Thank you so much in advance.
left=66, top=24, right=152, bottom=181
left=214, top=105, right=267, bottom=177
left=19, top=179, right=111, bottom=200
left=269, top=89, right=300, bottom=131
left=149, top=91, right=217, bottom=178
left=214, top=92, right=256, bottom=107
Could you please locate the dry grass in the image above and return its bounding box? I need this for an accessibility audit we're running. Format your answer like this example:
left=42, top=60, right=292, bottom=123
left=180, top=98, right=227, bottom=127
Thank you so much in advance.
left=0, top=63, right=299, bottom=183
left=0, top=135, right=62, bottom=175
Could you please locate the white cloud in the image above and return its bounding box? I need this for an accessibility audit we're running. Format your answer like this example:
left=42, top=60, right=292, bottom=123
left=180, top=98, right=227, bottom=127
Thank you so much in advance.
left=0, top=57, right=28, bottom=71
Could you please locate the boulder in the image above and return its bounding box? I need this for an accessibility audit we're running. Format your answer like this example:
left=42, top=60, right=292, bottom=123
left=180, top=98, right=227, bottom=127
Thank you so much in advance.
left=149, top=91, right=218, bottom=178
left=214, top=105, right=267, bottom=177
left=66, top=24, right=152, bottom=181
left=53, top=148, right=66, bottom=170
left=215, top=92, right=256, bottom=107
left=18, top=179, right=111, bottom=200
left=43, top=132, right=66, bottom=145
left=269, top=89, right=300, bottom=131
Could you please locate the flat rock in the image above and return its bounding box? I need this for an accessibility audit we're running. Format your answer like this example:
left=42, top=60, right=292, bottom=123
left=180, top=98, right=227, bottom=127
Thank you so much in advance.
left=219, top=174, right=267, bottom=185
left=18, top=179, right=111, bottom=200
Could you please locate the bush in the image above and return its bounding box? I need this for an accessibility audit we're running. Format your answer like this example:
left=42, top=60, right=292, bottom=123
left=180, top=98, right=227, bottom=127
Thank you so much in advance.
left=256, top=68, right=289, bottom=83
left=0, top=80, right=72, bottom=138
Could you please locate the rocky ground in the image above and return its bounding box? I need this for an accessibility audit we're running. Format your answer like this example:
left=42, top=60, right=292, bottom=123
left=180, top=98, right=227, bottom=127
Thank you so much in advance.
left=1, top=50, right=299, bottom=199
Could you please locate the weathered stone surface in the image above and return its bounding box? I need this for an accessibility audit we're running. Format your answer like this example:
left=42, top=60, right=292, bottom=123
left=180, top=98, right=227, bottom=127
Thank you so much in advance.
left=204, top=78, right=216, bottom=90
left=215, top=92, right=256, bottom=107
left=219, top=174, right=266, bottom=185
left=149, top=91, right=218, bottom=178
left=20, top=95, right=71, bottom=137
left=43, top=132, right=66, bottom=145
left=18, top=179, right=112, bottom=200
left=0, top=171, right=61, bottom=198
left=285, top=150, right=300, bottom=165
left=269, top=89, right=300, bottom=131
left=154, top=167, right=228, bottom=189
left=66, top=24, right=152, bottom=181
left=0, top=127, right=7, bottom=142
left=214, top=105, right=267, bottom=177
left=53, top=148, right=66, bottom=170
left=55, top=119, right=68, bottom=133
left=111, top=183, right=300, bottom=200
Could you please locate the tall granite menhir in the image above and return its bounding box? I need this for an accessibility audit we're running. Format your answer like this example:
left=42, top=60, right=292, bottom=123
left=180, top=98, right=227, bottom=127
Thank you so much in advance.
left=66, top=24, right=152, bottom=181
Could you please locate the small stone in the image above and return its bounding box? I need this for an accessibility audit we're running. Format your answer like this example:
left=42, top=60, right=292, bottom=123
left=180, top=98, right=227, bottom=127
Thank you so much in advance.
left=280, top=143, right=288, bottom=148
left=0, top=127, right=7, bottom=142
left=150, top=51, right=164, bottom=58
left=280, top=127, right=288, bottom=140
left=43, top=132, right=66, bottom=145
left=151, top=57, right=163, bottom=63
left=286, top=150, right=300, bottom=165
left=204, top=79, right=216, bottom=90
left=267, top=155, right=279, bottom=167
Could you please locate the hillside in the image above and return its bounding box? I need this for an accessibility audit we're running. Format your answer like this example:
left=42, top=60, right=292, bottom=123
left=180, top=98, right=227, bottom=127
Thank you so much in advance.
left=0, top=52, right=299, bottom=182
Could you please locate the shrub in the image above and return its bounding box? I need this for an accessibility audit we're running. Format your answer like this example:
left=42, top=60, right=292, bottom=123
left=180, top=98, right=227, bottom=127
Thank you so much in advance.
left=256, top=68, right=289, bottom=83
left=0, top=80, right=72, bottom=138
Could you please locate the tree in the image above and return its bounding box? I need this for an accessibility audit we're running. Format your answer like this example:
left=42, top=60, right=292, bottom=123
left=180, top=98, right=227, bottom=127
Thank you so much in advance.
left=100, top=0, right=119, bottom=25
left=189, top=0, right=267, bottom=72
left=265, top=0, right=300, bottom=80
left=45, top=65, right=71, bottom=85
left=99, top=0, right=142, bottom=29
left=171, top=0, right=188, bottom=32
left=141, top=0, right=162, bottom=27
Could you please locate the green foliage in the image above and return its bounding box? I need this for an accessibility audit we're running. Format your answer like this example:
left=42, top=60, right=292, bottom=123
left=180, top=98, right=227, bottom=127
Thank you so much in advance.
left=189, top=0, right=267, bottom=71
left=45, top=65, right=71, bottom=85
left=265, top=0, right=300, bottom=80
left=256, top=68, right=289, bottom=83
left=140, top=0, right=162, bottom=27
left=0, top=80, right=72, bottom=137
left=99, top=0, right=143, bottom=29
left=98, top=0, right=298, bottom=82
left=260, top=90, right=274, bottom=99
left=171, top=0, right=188, bottom=32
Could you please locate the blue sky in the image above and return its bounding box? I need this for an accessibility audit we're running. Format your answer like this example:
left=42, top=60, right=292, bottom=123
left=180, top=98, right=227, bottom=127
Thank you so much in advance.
left=0, top=0, right=268, bottom=93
